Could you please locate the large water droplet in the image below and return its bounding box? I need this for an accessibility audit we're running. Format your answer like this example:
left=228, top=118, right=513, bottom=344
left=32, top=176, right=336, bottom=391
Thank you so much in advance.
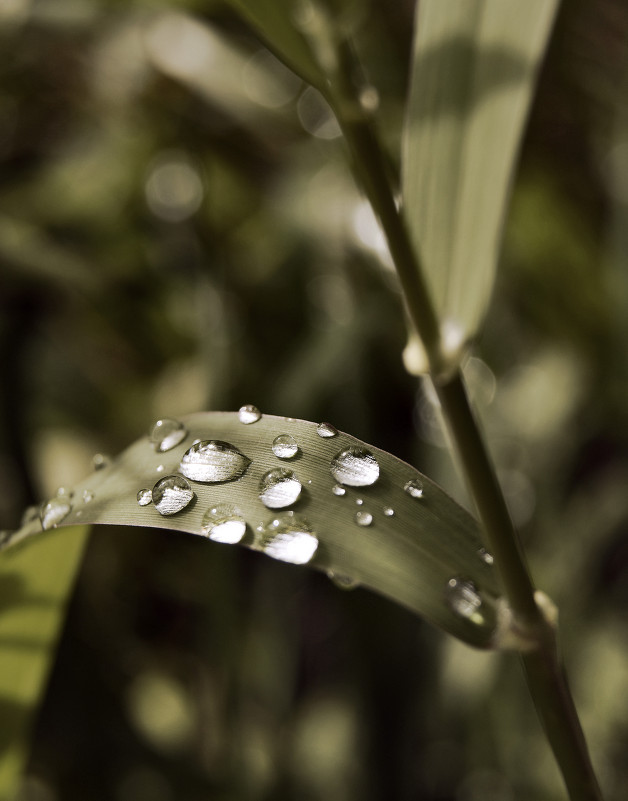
left=152, top=475, right=195, bottom=516
left=327, top=570, right=360, bottom=590
left=179, top=440, right=251, bottom=483
left=446, top=577, right=482, bottom=619
left=404, top=478, right=424, bottom=499
left=201, top=503, right=246, bottom=544
left=259, top=468, right=302, bottom=509
left=332, top=484, right=346, bottom=496
left=150, top=418, right=188, bottom=453
left=256, top=512, right=318, bottom=564
left=137, top=488, right=153, bottom=506
left=238, top=404, right=261, bottom=424
left=316, top=421, right=338, bottom=438
left=40, top=497, right=72, bottom=530
left=330, top=447, right=379, bottom=487
left=272, top=434, right=299, bottom=459
left=354, top=510, right=373, bottom=527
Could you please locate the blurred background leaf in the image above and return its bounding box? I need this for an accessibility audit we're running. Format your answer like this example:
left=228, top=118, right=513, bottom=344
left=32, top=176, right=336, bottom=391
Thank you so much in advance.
left=0, top=0, right=627, bottom=799
left=402, top=0, right=559, bottom=347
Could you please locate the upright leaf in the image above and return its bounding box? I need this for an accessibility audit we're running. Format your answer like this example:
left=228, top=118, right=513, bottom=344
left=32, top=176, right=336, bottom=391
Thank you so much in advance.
left=402, top=0, right=558, bottom=346
left=222, top=0, right=327, bottom=92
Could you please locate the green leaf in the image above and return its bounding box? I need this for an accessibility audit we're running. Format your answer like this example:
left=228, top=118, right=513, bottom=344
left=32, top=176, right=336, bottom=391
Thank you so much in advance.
left=222, top=0, right=327, bottom=92
left=402, top=0, right=558, bottom=344
left=0, top=526, right=89, bottom=801
left=5, top=412, right=504, bottom=649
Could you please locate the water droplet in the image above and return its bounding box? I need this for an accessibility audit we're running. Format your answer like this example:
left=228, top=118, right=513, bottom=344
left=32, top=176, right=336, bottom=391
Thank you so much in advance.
left=152, top=475, right=195, bottom=516
left=331, top=484, right=346, bottom=496
left=259, top=468, right=302, bottom=509
left=256, top=512, right=318, bottom=564
left=179, top=440, right=251, bottom=483
left=383, top=507, right=395, bottom=517
left=354, top=510, right=373, bottom=527
left=21, top=505, right=38, bottom=527
left=40, top=497, right=72, bottom=530
left=238, top=404, right=261, bottom=424
left=137, top=488, right=153, bottom=506
left=404, top=478, right=424, bottom=498
left=356, top=498, right=363, bottom=506
left=327, top=570, right=360, bottom=590
left=330, top=447, right=379, bottom=487
left=82, top=489, right=95, bottom=503
left=156, top=464, right=165, bottom=473
left=0, top=530, right=14, bottom=548
left=478, top=547, right=494, bottom=565
left=316, top=421, right=338, bottom=438
left=150, top=418, right=188, bottom=452
left=201, top=503, right=246, bottom=544
left=55, top=487, right=73, bottom=499
left=272, top=434, right=299, bottom=459
left=93, top=453, right=110, bottom=471
left=446, top=577, right=482, bottom=619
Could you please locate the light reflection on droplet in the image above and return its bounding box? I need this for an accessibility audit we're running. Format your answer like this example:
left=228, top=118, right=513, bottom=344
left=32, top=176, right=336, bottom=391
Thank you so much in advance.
left=272, top=434, right=299, bottom=459
left=331, top=447, right=379, bottom=487
left=446, top=577, right=483, bottom=620
left=256, top=512, right=318, bottom=564
left=259, top=468, right=302, bottom=509
left=354, top=510, right=373, bottom=527
left=201, top=503, right=246, bottom=544
left=40, top=497, right=72, bottom=530
left=137, top=488, right=153, bottom=506
left=404, top=478, right=424, bottom=499
left=238, top=404, right=261, bottom=424
left=179, top=440, right=251, bottom=483
left=152, top=475, right=195, bottom=516
left=150, top=418, right=188, bottom=453
left=316, top=421, right=338, bottom=438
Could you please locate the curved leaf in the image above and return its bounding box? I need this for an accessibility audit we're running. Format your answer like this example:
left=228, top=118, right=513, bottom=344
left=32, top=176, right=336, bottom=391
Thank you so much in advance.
left=402, top=0, right=558, bottom=343
left=3, top=412, right=504, bottom=649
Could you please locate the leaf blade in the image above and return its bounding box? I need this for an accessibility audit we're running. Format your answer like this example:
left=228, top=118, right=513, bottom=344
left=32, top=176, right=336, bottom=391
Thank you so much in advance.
left=402, top=0, right=558, bottom=342
left=0, top=526, right=89, bottom=800
left=7, top=413, right=503, bottom=648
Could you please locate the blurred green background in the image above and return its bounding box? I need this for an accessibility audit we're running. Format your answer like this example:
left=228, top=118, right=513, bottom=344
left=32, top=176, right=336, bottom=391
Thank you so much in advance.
left=1, top=0, right=628, bottom=799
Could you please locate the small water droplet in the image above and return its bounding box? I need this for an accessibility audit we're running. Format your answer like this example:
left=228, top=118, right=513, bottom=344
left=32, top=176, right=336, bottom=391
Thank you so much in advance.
left=137, top=488, right=153, bottom=506
left=256, top=512, right=318, bottom=564
left=150, top=418, right=188, bottom=453
left=446, top=577, right=482, bottom=619
left=332, top=484, right=346, bottom=496
left=93, top=453, right=110, bottom=471
left=152, top=475, right=195, bottom=516
left=383, top=506, right=395, bottom=517
left=0, top=530, right=14, bottom=547
left=316, top=421, right=338, bottom=438
left=356, top=498, right=363, bottom=506
left=156, top=464, right=165, bottom=473
left=478, top=547, right=494, bottom=565
left=82, top=489, right=95, bottom=504
left=327, top=570, right=360, bottom=590
left=331, top=447, right=379, bottom=487
left=21, top=505, right=38, bottom=527
left=259, top=468, right=302, bottom=509
left=238, top=404, right=261, bottom=424
left=404, top=478, right=424, bottom=498
left=56, top=487, right=73, bottom=499
left=179, top=440, right=251, bottom=483
left=201, top=503, right=246, bottom=544
left=40, top=497, right=72, bottom=530
left=272, top=434, right=299, bottom=459
left=355, top=510, right=373, bottom=527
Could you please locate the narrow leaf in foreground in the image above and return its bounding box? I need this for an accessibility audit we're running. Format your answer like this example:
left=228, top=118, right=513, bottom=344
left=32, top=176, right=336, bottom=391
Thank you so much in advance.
left=3, top=412, right=505, bottom=649
left=402, top=0, right=558, bottom=353
left=0, top=526, right=89, bottom=801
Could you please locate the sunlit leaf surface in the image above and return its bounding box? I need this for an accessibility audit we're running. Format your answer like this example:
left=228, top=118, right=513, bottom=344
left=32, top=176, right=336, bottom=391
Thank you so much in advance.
left=402, top=0, right=558, bottom=344
left=4, top=412, right=503, bottom=648
left=0, top=527, right=89, bottom=801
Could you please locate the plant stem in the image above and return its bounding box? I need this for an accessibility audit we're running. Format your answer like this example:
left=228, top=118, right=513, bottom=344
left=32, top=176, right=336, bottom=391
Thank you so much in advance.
left=327, top=36, right=603, bottom=801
